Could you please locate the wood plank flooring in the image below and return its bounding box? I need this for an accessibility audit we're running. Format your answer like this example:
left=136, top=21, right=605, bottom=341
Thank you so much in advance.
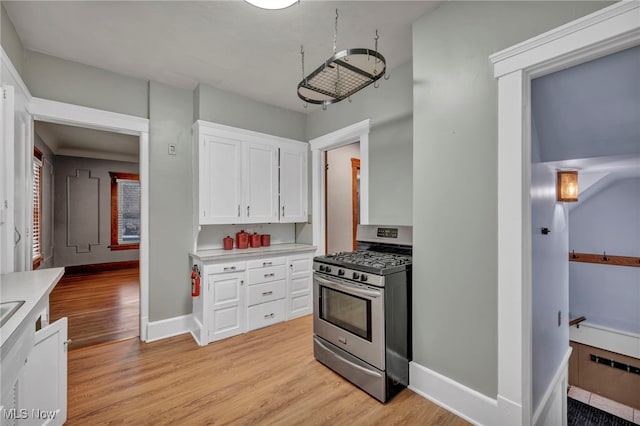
left=49, top=267, right=139, bottom=350
left=67, top=315, right=469, bottom=425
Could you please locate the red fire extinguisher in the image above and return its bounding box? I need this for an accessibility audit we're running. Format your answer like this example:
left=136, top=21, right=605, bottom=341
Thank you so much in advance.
left=191, top=265, right=201, bottom=297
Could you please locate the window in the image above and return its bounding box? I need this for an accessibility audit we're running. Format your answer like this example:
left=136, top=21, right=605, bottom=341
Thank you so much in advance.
left=110, top=172, right=140, bottom=250
left=32, top=147, right=43, bottom=269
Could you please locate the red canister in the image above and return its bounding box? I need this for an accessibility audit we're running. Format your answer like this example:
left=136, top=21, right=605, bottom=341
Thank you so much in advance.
left=236, top=230, right=248, bottom=249
left=261, top=234, right=270, bottom=247
left=223, top=236, right=233, bottom=250
left=249, top=232, right=261, bottom=248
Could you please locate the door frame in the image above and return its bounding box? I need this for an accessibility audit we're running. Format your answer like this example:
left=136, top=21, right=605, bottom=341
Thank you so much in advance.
left=490, top=2, right=640, bottom=424
left=309, top=119, right=370, bottom=256
left=28, top=97, right=151, bottom=342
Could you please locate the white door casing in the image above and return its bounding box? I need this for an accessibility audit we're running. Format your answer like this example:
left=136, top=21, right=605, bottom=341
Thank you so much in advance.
left=490, top=3, right=640, bottom=425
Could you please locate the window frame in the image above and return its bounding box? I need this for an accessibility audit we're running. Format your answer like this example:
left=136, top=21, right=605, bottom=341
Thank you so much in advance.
left=32, top=147, right=43, bottom=269
left=109, top=171, right=140, bottom=251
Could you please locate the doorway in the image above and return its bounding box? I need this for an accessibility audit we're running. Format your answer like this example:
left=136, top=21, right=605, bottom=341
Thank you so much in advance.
left=324, top=142, right=360, bottom=254
left=33, top=120, right=142, bottom=350
left=492, top=3, right=639, bottom=424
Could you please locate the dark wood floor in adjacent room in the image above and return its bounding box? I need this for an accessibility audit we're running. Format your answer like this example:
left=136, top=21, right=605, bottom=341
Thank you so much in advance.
left=66, top=315, right=469, bottom=425
left=49, top=267, right=139, bottom=351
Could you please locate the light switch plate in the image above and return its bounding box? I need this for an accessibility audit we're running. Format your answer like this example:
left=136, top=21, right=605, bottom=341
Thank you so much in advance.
left=168, top=144, right=177, bottom=155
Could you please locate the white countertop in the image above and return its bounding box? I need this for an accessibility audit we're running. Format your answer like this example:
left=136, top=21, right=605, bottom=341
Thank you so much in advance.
left=0, top=267, right=65, bottom=348
left=191, top=243, right=317, bottom=261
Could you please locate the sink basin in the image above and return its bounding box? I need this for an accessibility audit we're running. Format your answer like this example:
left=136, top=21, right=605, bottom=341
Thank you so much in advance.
left=0, top=300, right=25, bottom=327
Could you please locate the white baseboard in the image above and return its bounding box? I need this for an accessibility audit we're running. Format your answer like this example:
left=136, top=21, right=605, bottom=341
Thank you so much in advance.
left=409, top=361, right=521, bottom=426
left=145, top=314, right=193, bottom=343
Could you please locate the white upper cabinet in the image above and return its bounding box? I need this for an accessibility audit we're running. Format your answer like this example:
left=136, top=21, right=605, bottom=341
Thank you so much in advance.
left=279, top=144, right=308, bottom=223
left=199, top=134, right=243, bottom=224
left=243, top=142, right=279, bottom=223
left=193, top=121, right=308, bottom=225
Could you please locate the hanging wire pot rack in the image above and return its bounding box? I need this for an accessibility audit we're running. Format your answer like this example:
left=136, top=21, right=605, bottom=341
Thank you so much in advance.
left=297, top=48, right=386, bottom=107
left=297, top=9, right=387, bottom=109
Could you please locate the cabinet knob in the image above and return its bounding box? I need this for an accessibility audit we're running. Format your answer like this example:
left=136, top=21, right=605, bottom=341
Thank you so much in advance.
left=240, top=280, right=244, bottom=285
left=64, top=339, right=73, bottom=345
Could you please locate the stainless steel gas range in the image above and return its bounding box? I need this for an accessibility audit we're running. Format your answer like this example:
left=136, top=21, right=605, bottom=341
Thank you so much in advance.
left=313, top=224, right=412, bottom=402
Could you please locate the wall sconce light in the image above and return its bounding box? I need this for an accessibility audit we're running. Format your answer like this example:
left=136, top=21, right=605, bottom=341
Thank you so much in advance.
left=557, top=170, right=578, bottom=202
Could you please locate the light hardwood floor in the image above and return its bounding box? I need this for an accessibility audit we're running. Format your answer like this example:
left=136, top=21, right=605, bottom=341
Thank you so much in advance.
left=49, top=267, right=139, bottom=350
left=67, top=315, right=469, bottom=425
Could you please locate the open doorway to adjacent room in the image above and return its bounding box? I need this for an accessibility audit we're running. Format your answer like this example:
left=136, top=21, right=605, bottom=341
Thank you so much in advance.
left=33, top=120, right=141, bottom=350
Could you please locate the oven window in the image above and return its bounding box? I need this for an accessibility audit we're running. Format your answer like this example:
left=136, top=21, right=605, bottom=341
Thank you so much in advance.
left=320, top=286, right=372, bottom=341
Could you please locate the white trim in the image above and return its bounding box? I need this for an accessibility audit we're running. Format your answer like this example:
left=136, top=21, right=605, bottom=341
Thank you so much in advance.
left=492, top=3, right=640, bottom=425
left=28, top=97, right=148, bottom=135
left=409, top=361, right=521, bottom=426
left=532, top=348, right=571, bottom=426
left=25, top=97, right=151, bottom=343
left=0, top=47, right=32, bottom=101
left=309, top=119, right=370, bottom=256
left=145, top=314, right=193, bottom=343
left=54, top=147, right=139, bottom=163
left=570, top=322, right=640, bottom=359
left=194, top=119, right=304, bottom=147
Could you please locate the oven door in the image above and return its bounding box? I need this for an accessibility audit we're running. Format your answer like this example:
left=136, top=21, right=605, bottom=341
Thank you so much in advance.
left=313, top=273, right=384, bottom=370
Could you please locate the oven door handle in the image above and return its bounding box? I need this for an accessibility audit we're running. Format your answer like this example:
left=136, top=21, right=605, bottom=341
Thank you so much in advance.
left=314, top=276, right=380, bottom=298
left=315, top=337, right=383, bottom=378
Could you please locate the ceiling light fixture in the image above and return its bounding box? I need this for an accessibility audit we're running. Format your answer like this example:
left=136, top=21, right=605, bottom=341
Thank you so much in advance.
left=244, top=0, right=298, bottom=10
left=298, top=9, right=387, bottom=110
left=557, top=170, right=579, bottom=202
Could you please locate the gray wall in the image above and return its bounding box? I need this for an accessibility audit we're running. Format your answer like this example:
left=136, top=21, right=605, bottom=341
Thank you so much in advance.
left=1, top=4, right=24, bottom=76
left=148, top=81, right=194, bottom=321
left=195, top=83, right=306, bottom=141
left=34, top=132, right=55, bottom=269
left=531, top=163, right=569, bottom=412
left=305, top=60, right=413, bottom=227
left=569, top=178, right=640, bottom=334
left=327, top=143, right=359, bottom=253
left=23, top=51, right=148, bottom=118
left=53, top=155, right=139, bottom=267
left=412, top=1, right=611, bottom=398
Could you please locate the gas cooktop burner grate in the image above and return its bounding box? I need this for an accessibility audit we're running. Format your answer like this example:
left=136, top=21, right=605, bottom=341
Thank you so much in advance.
left=325, top=250, right=411, bottom=269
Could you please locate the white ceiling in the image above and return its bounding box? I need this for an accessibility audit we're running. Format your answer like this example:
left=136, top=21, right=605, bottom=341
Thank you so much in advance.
left=4, top=0, right=440, bottom=114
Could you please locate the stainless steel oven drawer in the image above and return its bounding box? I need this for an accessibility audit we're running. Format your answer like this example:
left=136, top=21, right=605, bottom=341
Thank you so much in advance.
left=314, top=335, right=386, bottom=402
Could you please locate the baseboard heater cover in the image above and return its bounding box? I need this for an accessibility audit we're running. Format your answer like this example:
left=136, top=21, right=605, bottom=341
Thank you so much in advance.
left=590, top=354, right=640, bottom=375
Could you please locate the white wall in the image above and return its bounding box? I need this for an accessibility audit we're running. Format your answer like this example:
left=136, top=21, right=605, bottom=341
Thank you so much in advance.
left=569, top=178, right=640, bottom=334
left=327, top=143, right=359, bottom=254
left=531, top=163, right=569, bottom=413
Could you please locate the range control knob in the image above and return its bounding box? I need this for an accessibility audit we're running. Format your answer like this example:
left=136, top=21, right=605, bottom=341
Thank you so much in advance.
left=352, top=272, right=360, bottom=280
left=326, top=266, right=332, bottom=273
left=360, top=274, right=368, bottom=282
left=338, top=269, right=345, bottom=276
left=319, top=265, right=326, bottom=272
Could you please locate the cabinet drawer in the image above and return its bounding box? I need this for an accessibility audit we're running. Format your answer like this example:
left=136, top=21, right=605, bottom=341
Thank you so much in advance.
left=206, top=261, right=246, bottom=274
left=247, top=299, right=285, bottom=331
left=247, top=265, right=286, bottom=284
left=247, top=280, right=285, bottom=306
left=247, top=257, right=286, bottom=269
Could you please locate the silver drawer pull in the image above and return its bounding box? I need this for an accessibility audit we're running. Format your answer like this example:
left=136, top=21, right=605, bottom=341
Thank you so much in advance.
left=263, top=262, right=272, bottom=266
left=264, top=273, right=275, bottom=278
left=262, top=291, right=273, bottom=296
left=224, top=266, right=236, bottom=271
left=264, top=313, right=275, bottom=319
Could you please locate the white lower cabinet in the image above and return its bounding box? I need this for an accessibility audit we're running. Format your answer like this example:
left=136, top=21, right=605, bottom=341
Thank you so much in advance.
left=207, top=270, right=245, bottom=343
left=191, top=247, right=314, bottom=345
left=287, top=254, right=313, bottom=319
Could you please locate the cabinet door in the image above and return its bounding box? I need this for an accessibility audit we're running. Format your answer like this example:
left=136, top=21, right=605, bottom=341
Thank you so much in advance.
left=200, top=135, right=243, bottom=224
left=19, top=317, right=67, bottom=426
left=279, top=146, right=307, bottom=223
left=287, top=254, right=313, bottom=319
left=243, top=142, right=279, bottom=223
left=208, top=272, right=245, bottom=342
